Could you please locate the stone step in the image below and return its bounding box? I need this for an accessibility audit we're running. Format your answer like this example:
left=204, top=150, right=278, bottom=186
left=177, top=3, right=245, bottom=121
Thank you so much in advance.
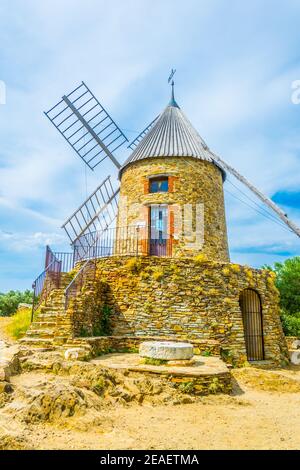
left=26, top=329, right=55, bottom=339
left=19, top=337, right=54, bottom=347
left=31, top=321, right=56, bottom=328
left=36, top=312, right=58, bottom=318
left=40, top=307, right=61, bottom=313
left=33, top=318, right=57, bottom=325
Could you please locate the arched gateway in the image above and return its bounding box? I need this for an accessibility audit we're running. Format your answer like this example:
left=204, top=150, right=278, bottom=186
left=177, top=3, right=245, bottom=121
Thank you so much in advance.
left=240, top=289, right=264, bottom=361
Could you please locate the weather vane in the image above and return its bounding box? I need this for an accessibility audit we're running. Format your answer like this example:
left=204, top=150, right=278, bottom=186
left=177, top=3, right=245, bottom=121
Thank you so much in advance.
left=168, top=68, right=176, bottom=85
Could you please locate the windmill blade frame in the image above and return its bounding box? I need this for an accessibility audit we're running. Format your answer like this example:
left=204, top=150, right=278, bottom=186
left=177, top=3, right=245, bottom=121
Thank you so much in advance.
left=211, top=151, right=300, bottom=238
left=127, top=115, right=160, bottom=150
left=44, top=81, right=128, bottom=170
left=62, top=176, right=120, bottom=247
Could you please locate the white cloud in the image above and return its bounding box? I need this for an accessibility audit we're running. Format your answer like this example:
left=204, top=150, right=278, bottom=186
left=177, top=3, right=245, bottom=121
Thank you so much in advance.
left=0, top=0, right=300, bottom=290
left=0, top=229, right=66, bottom=252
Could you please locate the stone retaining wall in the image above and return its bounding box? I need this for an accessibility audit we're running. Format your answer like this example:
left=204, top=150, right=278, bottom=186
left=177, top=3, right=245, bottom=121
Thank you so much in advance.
left=65, top=335, right=221, bottom=358
left=68, top=256, right=288, bottom=366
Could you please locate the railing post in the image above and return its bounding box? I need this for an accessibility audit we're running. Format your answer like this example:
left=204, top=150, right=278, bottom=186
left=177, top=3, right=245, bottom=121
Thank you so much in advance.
left=45, top=245, right=51, bottom=269
left=31, top=282, right=36, bottom=323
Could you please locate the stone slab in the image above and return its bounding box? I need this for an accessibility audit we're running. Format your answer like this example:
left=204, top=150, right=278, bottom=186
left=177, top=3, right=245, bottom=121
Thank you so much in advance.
left=289, top=350, right=300, bottom=365
left=92, top=353, right=229, bottom=377
left=139, top=341, right=193, bottom=360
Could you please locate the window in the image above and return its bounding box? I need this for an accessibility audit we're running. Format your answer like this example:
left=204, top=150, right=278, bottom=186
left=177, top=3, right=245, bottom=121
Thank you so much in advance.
left=149, top=176, right=169, bottom=193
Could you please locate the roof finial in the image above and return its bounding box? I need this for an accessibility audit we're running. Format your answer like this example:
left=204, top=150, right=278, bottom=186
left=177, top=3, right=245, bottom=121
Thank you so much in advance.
left=168, top=69, right=179, bottom=108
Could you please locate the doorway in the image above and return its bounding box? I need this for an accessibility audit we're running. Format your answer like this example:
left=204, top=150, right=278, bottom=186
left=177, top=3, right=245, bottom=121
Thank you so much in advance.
left=149, top=205, right=168, bottom=256
left=239, top=288, right=264, bottom=361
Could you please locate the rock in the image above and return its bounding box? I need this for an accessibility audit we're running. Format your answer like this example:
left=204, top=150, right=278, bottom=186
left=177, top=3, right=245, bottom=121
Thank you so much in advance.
left=139, top=341, right=193, bottom=360
left=0, top=345, right=21, bottom=378
left=0, top=366, right=11, bottom=382
left=64, top=348, right=87, bottom=361
left=0, top=381, right=13, bottom=394
left=22, top=384, right=89, bottom=423
left=289, top=350, right=300, bottom=365
left=291, top=339, right=300, bottom=350
left=18, top=303, right=32, bottom=309
left=0, top=431, right=31, bottom=450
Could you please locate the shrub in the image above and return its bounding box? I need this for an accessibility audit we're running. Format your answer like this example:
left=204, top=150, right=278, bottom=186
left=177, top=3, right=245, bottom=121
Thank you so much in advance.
left=92, top=377, right=105, bottom=395
left=208, top=377, right=221, bottom=394
left=280, top=311, right=300, bottom=337
left=5, top=307, right=31, bottom=339
left=264, top=257, right=300, bottom=314
left=143, top=357, right=168, bottom=366
left=263, top=257, right=300, bottom=336
left=0, top=290, right=33, bottom=317
left=79, top=326, right=91, bottom=337
left=201, top=350, right=212, bottom=357
left=178, top=380, right=195, bottom=393
left=194, top=254, right=208, bottom=264
left=231, top=264, right=241, bottom=273
left=152, top=268, right=164, bottom=282
left=125, top=258, right=142, bottom=274
left=92, top=305, right=112, bottom=336
left=222, top=267, right=230, bottom=276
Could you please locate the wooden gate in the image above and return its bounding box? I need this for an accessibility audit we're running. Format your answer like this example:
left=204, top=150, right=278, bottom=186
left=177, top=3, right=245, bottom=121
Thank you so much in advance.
left=239, top=289, right=264, bottom=361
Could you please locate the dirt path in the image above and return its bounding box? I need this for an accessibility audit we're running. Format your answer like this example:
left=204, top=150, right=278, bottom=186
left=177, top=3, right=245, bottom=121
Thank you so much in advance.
left=34, top=393, right=300, bottom=450
left=2, top=368, right=300, bottom=450
left=0, top=317, right=13, bottom=344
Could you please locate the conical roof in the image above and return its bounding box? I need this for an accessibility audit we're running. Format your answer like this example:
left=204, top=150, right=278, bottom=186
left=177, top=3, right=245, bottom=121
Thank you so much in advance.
left=120, top=92, right=225, bottom=179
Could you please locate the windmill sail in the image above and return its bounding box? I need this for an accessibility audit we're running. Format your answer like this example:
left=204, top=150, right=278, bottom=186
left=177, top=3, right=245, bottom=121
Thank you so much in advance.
left=127, top=115, right=160, bottom=150
left=62, top=176, right=119, bottom=248
left=210, top=151, right=300, bottom=238
left=45, top=82, right=128, bottom=170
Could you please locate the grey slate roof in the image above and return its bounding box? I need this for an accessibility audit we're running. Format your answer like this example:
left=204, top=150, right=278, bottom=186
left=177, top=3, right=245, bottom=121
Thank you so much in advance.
left=120, top=98, right=225, bottom=179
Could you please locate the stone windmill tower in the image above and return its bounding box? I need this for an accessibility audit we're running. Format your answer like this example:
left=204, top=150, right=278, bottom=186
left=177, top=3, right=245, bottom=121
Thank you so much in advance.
left=117, top=83, right=229, bottom=262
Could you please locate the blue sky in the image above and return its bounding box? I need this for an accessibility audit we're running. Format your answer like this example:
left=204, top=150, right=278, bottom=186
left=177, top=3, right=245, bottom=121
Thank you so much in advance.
left=0, top=0, right=300, bottom=291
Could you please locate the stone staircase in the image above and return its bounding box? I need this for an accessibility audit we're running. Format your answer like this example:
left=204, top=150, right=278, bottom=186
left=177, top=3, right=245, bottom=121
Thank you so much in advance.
left=20, top=275, right=73, bottom=350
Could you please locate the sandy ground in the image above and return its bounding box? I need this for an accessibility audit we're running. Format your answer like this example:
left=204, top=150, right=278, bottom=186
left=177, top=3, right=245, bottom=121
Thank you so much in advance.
left=0, top=367, right=299, bottom=450
left=25, top=392, right=300, bottom=450
left=1, top=322, right=300, bottom=450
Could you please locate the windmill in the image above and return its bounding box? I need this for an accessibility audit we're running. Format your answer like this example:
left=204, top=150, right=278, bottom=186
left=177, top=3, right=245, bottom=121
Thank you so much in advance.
left=44, top=78, right=300, bottom=265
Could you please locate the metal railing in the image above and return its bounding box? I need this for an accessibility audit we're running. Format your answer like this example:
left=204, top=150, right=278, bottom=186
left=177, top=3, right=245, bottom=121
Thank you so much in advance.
left=65, top=225, right=173, bottom=312
left=31, top=246, right=74, bottom=320
left=73, top=225, right=173, bottom=262
left=32, top=227, right=174, bottom=317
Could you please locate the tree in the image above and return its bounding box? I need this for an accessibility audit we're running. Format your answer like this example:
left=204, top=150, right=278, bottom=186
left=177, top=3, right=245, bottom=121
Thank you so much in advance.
left=264, top=257, right=300, bottom=336
left=272, top=257, right=300, bottom=314
left=0, top=290, right=33, bottom=317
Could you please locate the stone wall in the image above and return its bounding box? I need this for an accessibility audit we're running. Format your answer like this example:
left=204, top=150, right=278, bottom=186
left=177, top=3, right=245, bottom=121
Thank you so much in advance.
left=118, top=157, right=229, bottom=262
left=65, top=335, right=221, bottom=357
left=70, top=256, right=288, bottom=366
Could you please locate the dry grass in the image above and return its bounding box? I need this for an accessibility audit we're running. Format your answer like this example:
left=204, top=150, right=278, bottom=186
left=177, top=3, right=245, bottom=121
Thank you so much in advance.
left=232, top=366, right=300, bottom=393
left=4, top=307, right=31, bottom=340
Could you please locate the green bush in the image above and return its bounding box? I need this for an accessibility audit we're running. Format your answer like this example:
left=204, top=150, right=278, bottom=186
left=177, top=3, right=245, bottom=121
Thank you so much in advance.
left=264, top=257, right=300, bottom=314
left=263, top=257, right=300, bottom=337
left=143, top=357, right=168, bottom=366
left=0, top=290, right=33, bottom=317
left=92, top=305, right=112, bottom=336
left=280, top=311, right=300, bottom=337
